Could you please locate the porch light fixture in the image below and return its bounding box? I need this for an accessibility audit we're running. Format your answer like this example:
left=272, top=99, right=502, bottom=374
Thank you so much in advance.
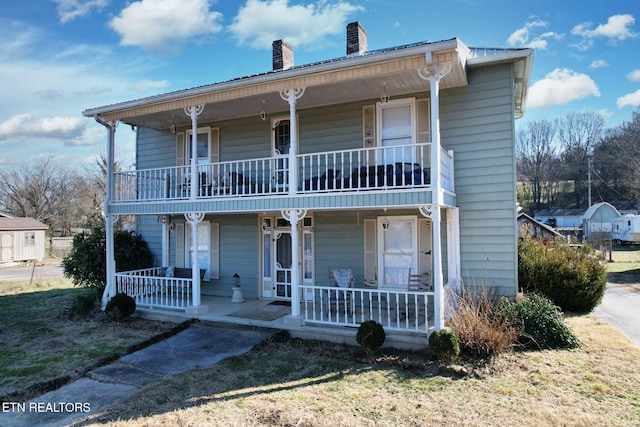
left=381, top=218, right=390, bottom=230
left=260, top=100, right=268, bottom=121
left=233, top=273, right=241, bottom=287
left=170, top=115, right=176, bottom=134
left=169, top=223, right=176, bottom=232
left=261, top=220, right=270, bottom=231
left=380, top=82, right=390, bottom=104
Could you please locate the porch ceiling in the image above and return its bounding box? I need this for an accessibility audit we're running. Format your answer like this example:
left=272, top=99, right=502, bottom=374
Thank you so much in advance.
left=84, top=39, right=470, bottom=131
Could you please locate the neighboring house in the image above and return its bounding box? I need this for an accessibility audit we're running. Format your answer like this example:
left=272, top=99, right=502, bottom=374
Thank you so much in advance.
left=517, top=213, right=563, bottom=241
left=83, top=22, right=533, bottom=341
left=0, top=217, right=48, bottom=263
left=534, top=208, right=585, bottom=240
left=581, top=202, right=620, bottom=241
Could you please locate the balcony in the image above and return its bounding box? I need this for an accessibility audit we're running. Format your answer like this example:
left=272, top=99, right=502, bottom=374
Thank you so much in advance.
left=112, top=143, right=454, bottom=204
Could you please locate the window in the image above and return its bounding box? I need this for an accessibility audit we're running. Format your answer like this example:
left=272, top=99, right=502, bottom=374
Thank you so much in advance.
left=185, top=127, right=212, bottom=167
left=377, top=99, right=415, bottom=164
left=24, top=232, right=35, bottom=247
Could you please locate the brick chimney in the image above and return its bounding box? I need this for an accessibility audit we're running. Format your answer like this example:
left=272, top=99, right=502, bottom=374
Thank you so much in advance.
left=346, top=22, right=367, bottom=56
left=272, top=39, right=294, bottom=71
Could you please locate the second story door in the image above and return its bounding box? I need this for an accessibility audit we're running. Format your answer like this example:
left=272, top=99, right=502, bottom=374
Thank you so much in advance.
left=272, top=118, right=290, bottom=192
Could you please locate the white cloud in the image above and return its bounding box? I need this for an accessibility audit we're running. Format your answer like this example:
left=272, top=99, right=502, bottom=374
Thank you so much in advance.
left=589, top=59, right=608, bottom=69
left=617, top=89, right=640, bottom=108
left=110, top=0, right=223, bottom=52
left=628, top=69, right=640, bottom=82
left=527, top=68, right=600, bottom=109
left=53, top=0, right=109, bottom=24
left=0, top=114, right=85, bottom=141
left=229, top=0, right=364, bottom=49
left=507, top=21, right=561, bottom=50
left=571, top=14, right=637, bottom=50
left=129, top=79, right=170, bottom=92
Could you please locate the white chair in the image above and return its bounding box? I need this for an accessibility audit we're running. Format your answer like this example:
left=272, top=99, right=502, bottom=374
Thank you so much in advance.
left=328, top=267, right=354, bottom=314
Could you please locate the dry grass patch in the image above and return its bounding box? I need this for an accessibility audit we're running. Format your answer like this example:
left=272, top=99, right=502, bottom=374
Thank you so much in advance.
left=81, top=316, right=640, bottom=427
left=0, top=278, right=179, bottom=401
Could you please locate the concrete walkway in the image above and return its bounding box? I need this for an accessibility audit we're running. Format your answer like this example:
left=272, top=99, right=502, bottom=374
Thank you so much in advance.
left=0, top=323, right=278, bottom=427
left=593, top=283, right=640, bottom=348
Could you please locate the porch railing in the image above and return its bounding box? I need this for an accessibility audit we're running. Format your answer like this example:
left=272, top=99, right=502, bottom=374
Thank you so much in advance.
left=300, top=284, right=433, bottom=334
left=112, top=142, right=454, bottom=203
left=115, top=267, right=193, bottom=309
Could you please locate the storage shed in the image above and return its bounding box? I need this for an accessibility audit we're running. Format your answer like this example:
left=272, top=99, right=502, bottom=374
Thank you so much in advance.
left=581, top=202, right=620, bottom=241
left=0, top=217, right=48, bottom=263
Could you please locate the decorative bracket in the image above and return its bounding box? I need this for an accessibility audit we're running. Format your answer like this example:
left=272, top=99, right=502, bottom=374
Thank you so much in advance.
left=417, top=64, right=452, bottom=82
left=279, top=88, right=305, bottom=103
left=418, top=206, right=433, bottom=219
left=184, top=212, right=205, bottom=225
left=184, top=105, right=205, bottom=118
left=281, top=208, right=307, bottom=223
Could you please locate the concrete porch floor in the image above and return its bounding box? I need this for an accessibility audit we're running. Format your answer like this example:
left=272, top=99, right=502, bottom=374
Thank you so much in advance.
left=136, top=295, right=430, bottom=351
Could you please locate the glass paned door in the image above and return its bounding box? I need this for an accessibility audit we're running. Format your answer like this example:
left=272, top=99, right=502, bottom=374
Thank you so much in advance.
left=380, top=103, right=413, bottom=165
left=185, top=221, right=210, bottom=273
left=275, top=232, right=292, bottom=299
left=379, top=218, right=417, bottom=289
left=273, top=120, right=290, bottom=191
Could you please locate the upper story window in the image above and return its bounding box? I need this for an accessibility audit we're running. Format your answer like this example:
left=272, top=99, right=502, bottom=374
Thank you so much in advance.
left=185, top=127, right=212, bottom=166
left=377, top=99, right=415, bottom=164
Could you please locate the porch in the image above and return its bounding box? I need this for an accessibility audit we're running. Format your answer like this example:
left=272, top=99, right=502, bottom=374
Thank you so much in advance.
left=117, top=268, right=435, bottom=348
left=112, top=143, right=454, bottom=203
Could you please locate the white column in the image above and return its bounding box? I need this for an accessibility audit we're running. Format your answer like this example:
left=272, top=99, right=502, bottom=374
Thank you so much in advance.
left=185, top=105, right=204, bottom=200
left=185, top=212, right=204, bottom=307
left=160, top=215, right=170, bottom=267
left=418, top=62, right=451, bottom=330
left=280, top=88, right=305, bottom=196
left=282, top=208, right=307, bottom=317
left=95, top=117, right=117, bottom=308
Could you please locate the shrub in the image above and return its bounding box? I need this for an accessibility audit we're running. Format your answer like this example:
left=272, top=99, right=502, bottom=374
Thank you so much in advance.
left=518, top=235, right=606, bottom=312
left=428, top=329, right=460, bottom=363
left=356, top=320, right=386, bottom=355
left=105, top=293, right=137, bottom=321
left=448, top=285, right=518, bottom=360
left=499, top=293, right=581, bottom=350
left=70, top=289, right=99, bottom=317
left=63, top=228, right=154, bottom=292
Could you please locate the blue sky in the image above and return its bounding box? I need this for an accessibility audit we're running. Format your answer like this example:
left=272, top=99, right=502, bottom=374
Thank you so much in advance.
left=1, top=0, right=638, bottom=169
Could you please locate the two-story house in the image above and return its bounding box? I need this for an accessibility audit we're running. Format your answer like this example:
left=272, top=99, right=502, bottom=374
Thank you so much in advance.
left=83, top=22, right=533, bottom=345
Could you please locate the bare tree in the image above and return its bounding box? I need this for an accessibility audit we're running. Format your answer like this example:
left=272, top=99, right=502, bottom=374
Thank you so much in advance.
left=0, top=156, right=100, bottom=235
left=516, top=119, right=559, bottom=210
left=557, top=111, right=605, bottom=208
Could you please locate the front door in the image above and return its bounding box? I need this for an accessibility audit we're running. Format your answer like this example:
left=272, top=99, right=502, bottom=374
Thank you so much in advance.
left=261, top=216, right=314, bottom=300
left=274, top=231, right=293, bottom=299
left=378, top=216, right=418, bottom=289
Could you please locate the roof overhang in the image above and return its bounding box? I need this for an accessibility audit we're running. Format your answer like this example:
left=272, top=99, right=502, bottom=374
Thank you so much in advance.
left=83, top=39, right=532, bottom=130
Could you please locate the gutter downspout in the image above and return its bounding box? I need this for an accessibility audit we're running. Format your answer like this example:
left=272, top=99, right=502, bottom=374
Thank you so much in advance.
left=94, top=115, right=117, bottom=308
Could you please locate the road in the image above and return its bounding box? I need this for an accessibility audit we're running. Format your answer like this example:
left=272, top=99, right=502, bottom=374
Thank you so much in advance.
left=594, top=283, right=640, bottom=348
left=0, top=263, right=64, bottom=281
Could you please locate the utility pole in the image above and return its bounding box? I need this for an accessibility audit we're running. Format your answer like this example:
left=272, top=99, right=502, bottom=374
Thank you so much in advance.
left=587, top=156, right=592, bottom=207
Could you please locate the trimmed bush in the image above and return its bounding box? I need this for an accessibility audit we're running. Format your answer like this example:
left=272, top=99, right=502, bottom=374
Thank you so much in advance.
left=105, top=293, right=137, bottom=321
left=500, top=293, right=581, bottom=350
left=429, top=329, right=460, bottom=363
left=356, top=320, right=386, bottom=355
left=448, top=286, right=518, bottom=360
left=63, top=228, right=154, bottom=292
left=70, top=289, right=99, bottom=317
left=518, top=235, right=606, bottom=312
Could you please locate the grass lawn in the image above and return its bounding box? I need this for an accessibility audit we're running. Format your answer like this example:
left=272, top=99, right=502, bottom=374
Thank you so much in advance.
left=2, top=275, right=640, bottom=426
left=80, top=316, right=640, bottom=427
left=606, top=245, right=640, bottom=294
left=0, top=278, right=180, bottom=401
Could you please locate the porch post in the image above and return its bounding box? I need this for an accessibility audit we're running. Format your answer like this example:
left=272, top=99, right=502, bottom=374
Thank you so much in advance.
left=185, top=212, right=205, bottom=310
left=185, top=105, right=204, bottom=200
left=94, top=117, right=117, bottom=308
left=280, top=88, right=305, bottom=196
left=282, top=208, right=307, bottom=318
left=160, top=215, right=170, bottom=266
left=418, top=60, right=452, bottom=330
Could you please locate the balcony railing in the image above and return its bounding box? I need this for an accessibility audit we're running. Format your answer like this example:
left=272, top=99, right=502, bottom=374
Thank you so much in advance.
left=113, top=143, right=454, bottom=202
